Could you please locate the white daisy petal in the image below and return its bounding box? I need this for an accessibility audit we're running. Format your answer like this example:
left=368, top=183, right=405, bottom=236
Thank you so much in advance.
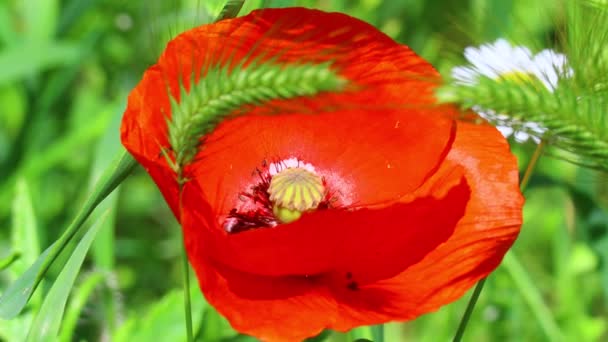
left=514, top=131, right=531, bottom=143
left=497, top=125, right=515, bottom=138
left=464, top=47, right=500, bottom=78
left=451, top=39, right=574, bottom=144
left=531, top=49, right=572, bottom=90
left=452, top=66, right=478, bottom=85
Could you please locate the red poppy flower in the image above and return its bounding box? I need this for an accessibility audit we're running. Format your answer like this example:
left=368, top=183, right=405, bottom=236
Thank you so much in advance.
left=121, top=7, right=523, bottom=342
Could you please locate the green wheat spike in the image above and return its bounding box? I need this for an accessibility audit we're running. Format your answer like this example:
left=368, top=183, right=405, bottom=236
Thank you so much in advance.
left=166, top=59, right=347, bottom=183
left=439, top=75, right=608, bottom=170
left=436, top=0, right=608, bottom=171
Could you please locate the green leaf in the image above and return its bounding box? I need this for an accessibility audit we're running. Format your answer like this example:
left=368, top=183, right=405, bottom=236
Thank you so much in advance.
left=0, top=42, right=81, bottom=85
left=348, top=326, right=374, bottom=342
left=305, top=330, right=332, bottom=342
left=371, top=325, right=384, bottom=342
left=0, top=101, right=113, bottom=212
left=113, top=285, right=208, bottom=342
left=502, top=252, right=564, bottom=341
left=22, top=0, right=58, bottom=43
left=215, top=0, right=245, bottom=21
left=584, top=0, right=608, bottom=11
left=56, top=0, right=100, bottom=35
left=10, top=179, right=40, bottom=276
left=0, top=2, right=16, bottom=46
left=0, top=151, right=137, bottom=319
left=25, top=212, right=108, bottom=342
left=0, top=245, right=54, bottom=319
left=90, top=110, right=123, bottom=270
left=0, top=252, right=19, bottom=271
left=58, top=271, right=105, bottom=342
left=87, top=110, right=124, bottom=334
left=7, top=178, right=42, bottom=308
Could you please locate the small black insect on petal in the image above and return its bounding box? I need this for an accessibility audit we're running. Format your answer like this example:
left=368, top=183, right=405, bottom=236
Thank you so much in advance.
left=347, top=281, right=359, bottom=291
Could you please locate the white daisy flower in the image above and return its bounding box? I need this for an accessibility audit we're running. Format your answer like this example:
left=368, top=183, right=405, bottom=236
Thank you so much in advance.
left=452, top=38, right=572, bottom=143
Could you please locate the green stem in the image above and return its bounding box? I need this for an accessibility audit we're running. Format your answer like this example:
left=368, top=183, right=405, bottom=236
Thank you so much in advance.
left=182, top=244, right=194, bottom=342
left=177, top=3, right=247, bottom=340
left=452, top=140, right=545, bottom=342
left=371, top=324, right=384, bottom=342
left=177, top=178, right=194, bottom=342
left=452, top=278, right=486, bottom=342
left=502, top=253, right=563, bottom=341
left=519, top=140, right=545, bottom=191
left=348, top=326, right=374, bottom=341
left=215, top=0, right=245, bottom=22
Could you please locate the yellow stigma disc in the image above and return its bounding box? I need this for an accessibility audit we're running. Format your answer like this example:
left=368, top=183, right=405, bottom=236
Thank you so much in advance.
left=268, top=167, right=325, bottom=223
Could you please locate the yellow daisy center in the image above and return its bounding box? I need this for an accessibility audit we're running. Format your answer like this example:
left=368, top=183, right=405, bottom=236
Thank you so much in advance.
left=497, top=71, right=535, bottom=84
left=268, top=167, right=325, bottom=224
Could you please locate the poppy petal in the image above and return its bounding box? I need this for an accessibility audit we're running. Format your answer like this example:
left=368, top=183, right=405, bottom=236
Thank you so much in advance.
left=194, top=256, right=335, bottom=342
left=183, top=166, right=469, bottom=279
left=120, top=7, right=523, bottom=342
left=181, top=120, right=522, bottom=340
left=121, top=66, right=181, bottom=216
left=180, top=170, right=468, bottom=341
left=327, top=120, right=523, bottom=330
left=120, top=8, right=456, bottom=219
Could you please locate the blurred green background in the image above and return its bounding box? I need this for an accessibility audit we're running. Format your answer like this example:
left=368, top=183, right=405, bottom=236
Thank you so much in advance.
left=0, top=0, right=607, bottom=341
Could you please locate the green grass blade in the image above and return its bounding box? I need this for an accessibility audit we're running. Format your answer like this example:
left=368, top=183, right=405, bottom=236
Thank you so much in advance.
left=25, top=212, right=108, bottom=342
left=452, top=279, right=486, bottom=342
left=8, top=179, right=42, bottom=308
left=0, top=150, right=137, bottom=319
left=0, top=252, right=20, bottom=271
left=0, top=3, right=16, bottom=46
left=348, top=327, right=374, bottom=341
left=56, top=0, right=100, bottom=35
left=0, top=42, right=81, bottom=85
left=371, top=325, right=384, bottom=342
left=90, top=111, right=123, bottom=271
left=304, top=330, right=332, bottom=342
left=10, top=179, right=40, bottom=276
left=112, top=284, right=208, bottom=342
left=215, top=0, right=245, bottom=21
left=58, top=271, right=105, bottom=342
left=503, top=252, right=564, bottom=341
left=0, top=246, right=54, bottom=319
left=181, top=244, right=194, bottom=342
left=88, top=111, right=123, bottom=335
left=22, top=0, right=58, bottom=42
left=0, top=103, right=112, bottom=213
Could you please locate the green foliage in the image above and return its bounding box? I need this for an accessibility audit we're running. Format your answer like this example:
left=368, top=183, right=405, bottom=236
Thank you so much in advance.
left=216, top=0, right=245, bottom=21
left=168, top=61, right=347, bottom=180
left=0, top=151, right=136, bottom=319
left=58, top=271, right=106, bottom=342
left=439, top=75, right=608, bottom=170
left=113, top=285, right=208, bottom=342
left=438, top=0, right=608, bottom=172
left=25, top=213, right=107, bottom=342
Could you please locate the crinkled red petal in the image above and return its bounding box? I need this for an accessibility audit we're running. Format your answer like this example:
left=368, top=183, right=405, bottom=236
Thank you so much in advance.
left=120, top=8, right=456, bottom=219
left=120, top=7, right=523, bottom=342
left=181, top=120, right=522, bottom=341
